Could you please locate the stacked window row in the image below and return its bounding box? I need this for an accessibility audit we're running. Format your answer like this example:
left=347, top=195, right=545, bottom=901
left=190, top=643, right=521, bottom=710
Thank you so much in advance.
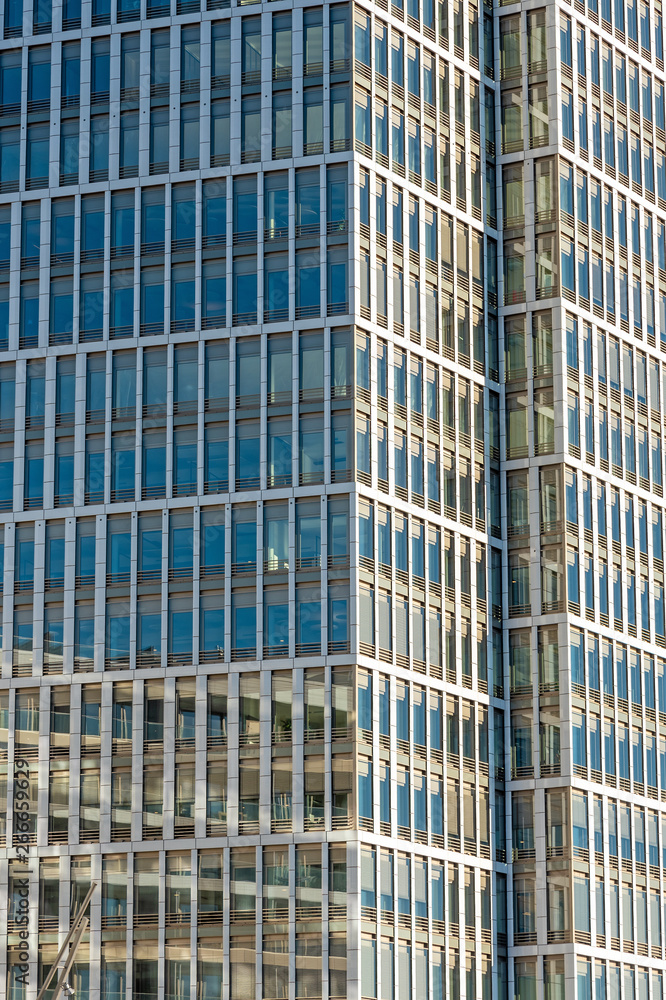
left=557, top=161, right=665, bottom=334
left=355, top=166, right=498, bottom=372
left=1, top=0, right=463, bottom=46
left=507, top=622, right=666, bottom=787
left=563, top=469, right=664, bottom=635
left=502, top=312, right=556, bottom=462
left=502, top=626, right=561, bottom=779
left=504, top=458, right=666, bottom=633
left=504, top=627, right=666, bottom=793
left=563, top=0, right=662, bottom=65
left=0, top=328, right=495, bottom=527
left=498, top=11, right=551, bottom=157
left=505, top=313, right=666, bottom=486
left=0, top=330, right=366, bottom=509
left=569, top=316, right=666, bottom=485
left=355, top=670, right=491, bottom=855
left=501, top=306, right=666, bottom=636
left=0, top=669, right=496, bottom=851
left=499, top=7, right=664, bottom=171
left=557, top=168, right=662, bottom=324
left=511, top=784, right=666, bottom=962
left=534, top=465, right=666, bottom=640
left=0, top=9, right=354, bottom=191
left=5, top=844, right=347, bottom=1000
left=352, top=5, right=497, bottom=228
left=358, top=848, right=495, bottom=1000
left=502, top=154, right=666, bottom=328
left=0, top=0, right=501, bottom=204
left=357, top=501, right=490, bottom=690
left=2, top=844, right=502, bottom=1000
left=6, top=0, right=335, bottom=35
left=351, top=335, right=491, bottom=525
left=0, top=668, right=357, bottom=843
left=569, top=628, right=666, bottom=794
left=0, top=179, right=499, bottom=372
left=1, top=499, right=352, bottom=674
left=557, top=10, right=664, bottom=190
left=504, top=312, right=666, bottom=479
left=0, top=173, right=353, bottom=351
left=0, top=505, right=500, bottom=682
left=541, top=958, right=663, bottom=1000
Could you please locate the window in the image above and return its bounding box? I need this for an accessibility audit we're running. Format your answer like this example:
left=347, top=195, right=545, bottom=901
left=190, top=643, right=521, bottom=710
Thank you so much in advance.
left=181, top=26, right=200, bottom=88
left=234, top=176, right=257, bottom=241
left=355, top=88, right=371, bottom=151
left=272, top=93, right=292, bottom=157
left=296, top=251, right=320, bottom=318
left=502, top=90, right=523, bottom=152
left=529, top=85, right=549, bottom=146
left=272, top=13, right=291, bottom=80
left=330, top=86, right=350, bottom=151
left=304, top=9, right=323, bottom=74
left=120, top=35, right=140, bottom=96
left=503, top=164, right=524, bottom=224
left=264, top=254, right=289, bottom=323
left=203, top=180, right=226, bottom=248
left=233, top=259, right=257, bottom=325
left=236, top=421, right=260, bottom=490
left=61, top=43, right=80, bottom=105
left=212, top=22, right=231, bottom=84
left=527, top=11, right=547, bottom=71
left=304, top=88, right=324, bottom=154
left=28, top=48, right=50, bottom=109
left=91, top=40, right=110, bottom=101
left=0, top=127, right=19, bottom=191
left=242, top=18, right=261, bottom=81
left=300, top=415, right=324, bottom=484
left=150, top=30, right=170, bottom=91
left=180, top=105, right=199, bottom=170
left=330, top=4, right=349, bottom=69
left=241, top=97, right=261, bottom=162
left=120, top=112, right=139, bottom=176
left=500, top=16, right=521, bottom=78
left=27, top=124, right=50, bottom=187
left=328, top=249, right=348, bottom=313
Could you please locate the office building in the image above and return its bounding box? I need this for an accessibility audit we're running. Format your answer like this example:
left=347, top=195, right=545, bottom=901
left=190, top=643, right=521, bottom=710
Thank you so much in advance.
left=1, top=0, right=666, bottom=997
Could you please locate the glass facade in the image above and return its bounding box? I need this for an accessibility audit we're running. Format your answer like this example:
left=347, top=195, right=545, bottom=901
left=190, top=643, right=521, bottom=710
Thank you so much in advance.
left=1, top=0, right=666, bottom=996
